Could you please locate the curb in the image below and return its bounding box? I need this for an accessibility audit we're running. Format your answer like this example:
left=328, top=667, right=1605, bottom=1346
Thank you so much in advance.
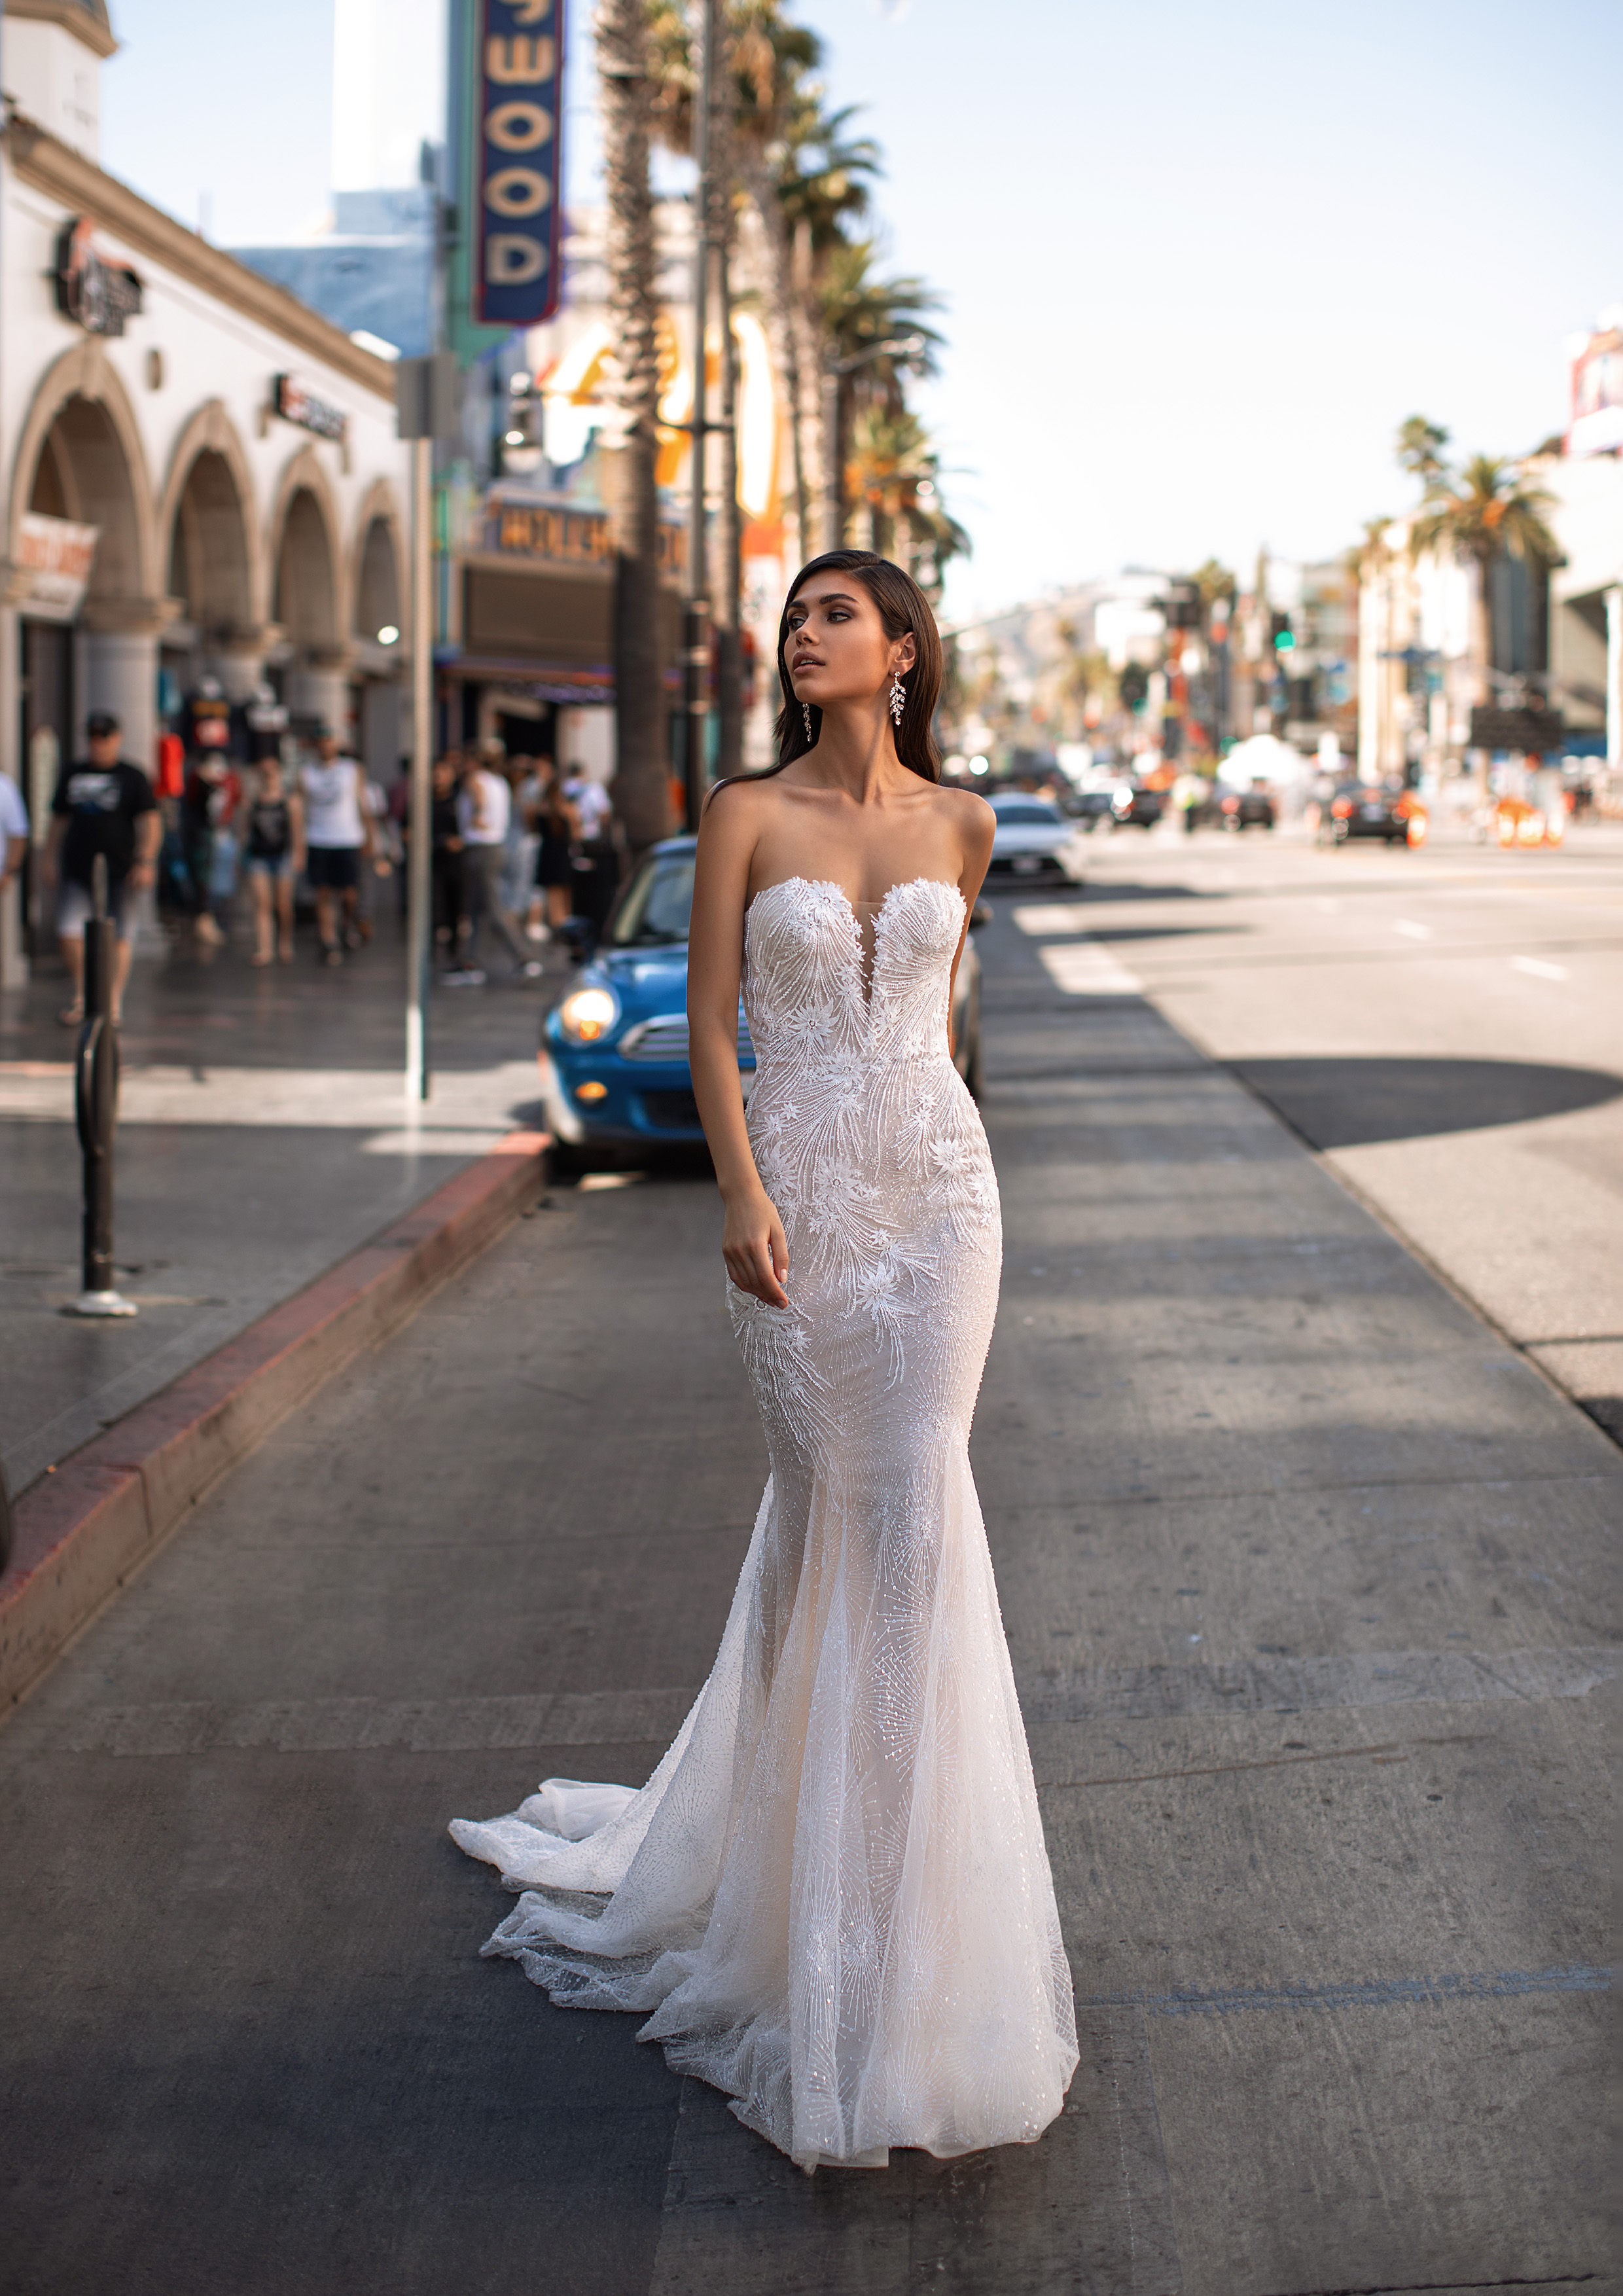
left=0, top=1128, right=550, bottom=1709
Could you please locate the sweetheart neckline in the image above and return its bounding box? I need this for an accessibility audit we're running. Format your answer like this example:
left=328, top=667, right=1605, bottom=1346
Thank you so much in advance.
left=745, top=875, right=964, bottom=923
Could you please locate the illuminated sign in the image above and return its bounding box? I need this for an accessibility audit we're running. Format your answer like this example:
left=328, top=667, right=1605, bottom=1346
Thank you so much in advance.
left=475, top=0, right=564, bottom=326
left=53, top=219, right=142, bottom=337
left=274, top=374, right=348, bottom=444
left=486, top=499, right=685, bottom=575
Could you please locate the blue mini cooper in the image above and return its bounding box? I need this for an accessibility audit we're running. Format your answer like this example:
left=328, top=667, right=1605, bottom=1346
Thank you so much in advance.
left=538, top=835, right=984, bottom=1160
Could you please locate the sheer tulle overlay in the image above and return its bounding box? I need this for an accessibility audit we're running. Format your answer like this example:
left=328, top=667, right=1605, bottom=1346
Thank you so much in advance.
left=450, top=876, right=1078, bottom=2168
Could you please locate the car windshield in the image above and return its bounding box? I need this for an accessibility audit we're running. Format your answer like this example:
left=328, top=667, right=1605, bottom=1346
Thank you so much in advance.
left=610, top=852, right=695, bottom=945
left=992, top=802, right=1063, bottom=827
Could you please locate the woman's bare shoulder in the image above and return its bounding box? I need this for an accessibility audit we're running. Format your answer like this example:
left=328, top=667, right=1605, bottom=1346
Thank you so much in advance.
left=930, top=782, right=996, bottom=849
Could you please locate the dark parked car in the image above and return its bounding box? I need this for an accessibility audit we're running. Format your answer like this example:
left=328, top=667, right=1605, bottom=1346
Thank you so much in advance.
left=1061, top=785, right=1116, bottom=831
left=539, top=837, right=986, bottom=1158
left=1314, top=781, right=1427, bottom=847
left=1109, top=783, right=1164, bottom=830
left=1211, top=783, right=1276, bottom=832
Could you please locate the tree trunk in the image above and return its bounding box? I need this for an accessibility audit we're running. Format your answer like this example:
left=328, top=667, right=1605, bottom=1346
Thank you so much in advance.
left=598, top=0, right=670, bottom=853
left=743, top=154, right=809, bottom=565
left=714, top=233, right=744, bottom=780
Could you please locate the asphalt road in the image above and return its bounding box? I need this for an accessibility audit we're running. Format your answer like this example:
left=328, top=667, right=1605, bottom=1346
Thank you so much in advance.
left=0, top=863, right=1614, bottom=2295
left=1031, top=816, right=1623, bottom=1444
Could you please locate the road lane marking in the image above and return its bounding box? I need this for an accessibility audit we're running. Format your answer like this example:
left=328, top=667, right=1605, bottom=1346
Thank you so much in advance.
left=1512, top=954, right=1569, bottom=980
left=1394, top=920, right=1431, bottom=939
left=1038, top=942, right=1144, bottom=996
left=1010, top=903, right=1092, bottom=935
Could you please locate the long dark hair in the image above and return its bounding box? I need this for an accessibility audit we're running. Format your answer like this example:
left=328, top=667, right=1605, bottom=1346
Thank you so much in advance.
left=711, top=552, right=943, bottom=804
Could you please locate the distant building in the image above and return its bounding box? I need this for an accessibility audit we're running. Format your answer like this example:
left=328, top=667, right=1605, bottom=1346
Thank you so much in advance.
left=234, top=187, right=437, bottom=361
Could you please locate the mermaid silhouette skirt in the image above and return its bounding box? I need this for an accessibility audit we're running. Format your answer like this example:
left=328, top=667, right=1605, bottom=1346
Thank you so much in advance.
left=450, top=877, right=1078, bottom=2168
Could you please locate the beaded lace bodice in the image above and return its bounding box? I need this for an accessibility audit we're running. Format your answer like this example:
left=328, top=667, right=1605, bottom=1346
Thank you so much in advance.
left=451, top=871, right=1077, bottom=2171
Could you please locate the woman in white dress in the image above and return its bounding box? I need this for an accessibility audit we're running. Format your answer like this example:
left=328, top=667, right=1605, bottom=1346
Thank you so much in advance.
left=450, top=552, right=1077, bottom=2170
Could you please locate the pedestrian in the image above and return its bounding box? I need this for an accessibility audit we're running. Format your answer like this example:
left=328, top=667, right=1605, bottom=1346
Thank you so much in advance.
left=243, top=755, right=304, bottom=965
left=429, top=752, right=465, bottom=965
left=501, top=754, right=539, bottom=926
left=448, top=748, right=538, bottom=985
left=299, top=728, right=376, bottom=965
left=526, top=762, right=579, bottom=940
left=561, top=761, right=620, bottom=944
left=0, top=768, right=27, bottom=902
left=181, top=750, right=242, bottom=946
left=450, top=548, right=1077, bottom=2170
left=353, top=768, right=396, bottom=944
left=41, top=708, right=160, bottom=1028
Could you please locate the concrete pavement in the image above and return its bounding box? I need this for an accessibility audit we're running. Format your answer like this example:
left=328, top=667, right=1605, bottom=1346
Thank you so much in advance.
left=0, top=909, right=563, bottom=1496
left=0, top=884, right=1614, bottom=2294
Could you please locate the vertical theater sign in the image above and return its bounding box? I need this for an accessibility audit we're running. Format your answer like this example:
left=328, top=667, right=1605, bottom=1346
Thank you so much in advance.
left=476, top=0, right=563, bottom=326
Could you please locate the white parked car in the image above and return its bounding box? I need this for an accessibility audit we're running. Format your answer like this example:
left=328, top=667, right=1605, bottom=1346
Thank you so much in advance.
left=983, top=791, right=1080, bottom=886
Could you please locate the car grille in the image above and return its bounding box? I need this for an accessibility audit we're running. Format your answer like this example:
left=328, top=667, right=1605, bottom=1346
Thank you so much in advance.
left=619, top=1014, right=754, bottom=1062
left=639, top=1089, right=702, bottom=1130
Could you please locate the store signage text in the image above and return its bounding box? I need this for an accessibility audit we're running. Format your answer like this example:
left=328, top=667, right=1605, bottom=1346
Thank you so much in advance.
left=474, top=0, right=563, bottom=326
left=274, top=374, right=349, bottom=444
left=13, top=512, right=99, bottom=617
left=488, top=501, right=685, bottom=575
left=54, top=219, right=142, bottom=337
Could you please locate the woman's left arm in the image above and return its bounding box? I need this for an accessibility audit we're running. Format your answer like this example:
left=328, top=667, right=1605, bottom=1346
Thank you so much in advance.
left=946, top=795, right=996, bottom=1053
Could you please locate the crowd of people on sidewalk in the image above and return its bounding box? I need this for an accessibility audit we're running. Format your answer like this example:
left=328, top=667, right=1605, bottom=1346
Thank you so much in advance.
left=21, top=709, right=623, bottom=1024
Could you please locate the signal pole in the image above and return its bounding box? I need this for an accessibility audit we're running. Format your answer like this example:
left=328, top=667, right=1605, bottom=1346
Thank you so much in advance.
left=683, top=0, right=717, bottom=832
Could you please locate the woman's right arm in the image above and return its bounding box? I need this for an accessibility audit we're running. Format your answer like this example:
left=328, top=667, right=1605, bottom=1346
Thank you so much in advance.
left=687, top=788, right=788, bottom=1308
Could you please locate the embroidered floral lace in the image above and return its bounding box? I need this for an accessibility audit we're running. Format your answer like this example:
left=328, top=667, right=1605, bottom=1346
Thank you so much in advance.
left=450, top=876, right=1078, bottom=2169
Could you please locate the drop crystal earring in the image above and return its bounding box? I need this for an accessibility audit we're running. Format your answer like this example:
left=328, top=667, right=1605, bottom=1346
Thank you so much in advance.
left=889, top=672, right=906, bottom=726
left=802, top=703, right=814, bottom=744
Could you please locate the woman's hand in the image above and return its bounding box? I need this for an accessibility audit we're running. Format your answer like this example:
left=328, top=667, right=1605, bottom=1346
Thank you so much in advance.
left=722, top=1185, right=789, bottom=1307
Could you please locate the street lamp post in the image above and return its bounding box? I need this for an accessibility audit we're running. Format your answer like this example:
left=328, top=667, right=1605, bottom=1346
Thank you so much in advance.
left=683, top=0, right=717, bottom=833
left=396, top=353, right=455, bottom=1102
left=819, top=336, right=927, bottom=555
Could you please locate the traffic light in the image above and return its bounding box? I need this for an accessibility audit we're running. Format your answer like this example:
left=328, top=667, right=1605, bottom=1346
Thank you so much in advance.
left=1270, top=611, right=1295, bottom=653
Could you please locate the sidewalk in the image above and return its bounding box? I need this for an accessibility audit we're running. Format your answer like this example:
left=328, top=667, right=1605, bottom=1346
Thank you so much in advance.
left=0, top=896, right=1613, bottom=2294
left=0, top=909, right=565, bottom=1496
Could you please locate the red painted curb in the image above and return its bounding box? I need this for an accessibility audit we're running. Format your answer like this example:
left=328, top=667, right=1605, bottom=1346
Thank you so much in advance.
left=0, top=1129, right=550, bottom=1707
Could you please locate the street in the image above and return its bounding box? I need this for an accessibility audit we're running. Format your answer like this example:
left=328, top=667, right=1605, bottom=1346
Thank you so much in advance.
left=1033, top=817, right=1623, bottom=1444
left=0, top=827, right=1613, bottom=2296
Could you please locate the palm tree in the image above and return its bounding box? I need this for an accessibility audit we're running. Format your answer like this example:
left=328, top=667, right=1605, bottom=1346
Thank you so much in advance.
left=1408, top=452, right=1560, bottom=700
left=597, top=0, right=669, bottom=849
left=1397, top=415, right=1450, bottom=490
left=817, top=240, right=942, bottom=545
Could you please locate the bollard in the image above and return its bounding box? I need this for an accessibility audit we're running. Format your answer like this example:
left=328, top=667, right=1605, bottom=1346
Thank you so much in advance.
left=63, top=855, right=136, bottom=1319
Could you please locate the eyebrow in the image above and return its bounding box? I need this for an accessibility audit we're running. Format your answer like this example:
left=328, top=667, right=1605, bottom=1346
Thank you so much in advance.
left=789, top=590, right=861, bottom=611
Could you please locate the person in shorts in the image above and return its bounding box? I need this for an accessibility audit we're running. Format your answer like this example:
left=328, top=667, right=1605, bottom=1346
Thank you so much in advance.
left=298, top=729, right=376, bottom=965
left=43, top=709, right=160, bottom=1028
left=244, top=755, right=305, bottom=965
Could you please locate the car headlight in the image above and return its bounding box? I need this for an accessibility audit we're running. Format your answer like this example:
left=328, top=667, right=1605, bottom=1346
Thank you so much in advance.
left=556, top=985, right=620, bottom=1043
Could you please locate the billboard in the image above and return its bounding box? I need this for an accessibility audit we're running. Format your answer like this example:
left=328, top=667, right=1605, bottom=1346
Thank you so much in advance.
left=474, top=0, right=563, bottom=327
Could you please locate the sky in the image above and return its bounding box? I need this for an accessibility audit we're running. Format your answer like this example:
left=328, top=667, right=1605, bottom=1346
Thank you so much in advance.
left=98, top=0, right=1623, bottom=622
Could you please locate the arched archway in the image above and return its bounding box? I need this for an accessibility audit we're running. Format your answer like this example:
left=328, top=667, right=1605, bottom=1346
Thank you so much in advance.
left=353, top=515, right=401, bottom=644
left=11, top=344, right=164, bottom=768
left=270, top=463, right=348, bottom=734
left=168, top=450, right=254, bottom=641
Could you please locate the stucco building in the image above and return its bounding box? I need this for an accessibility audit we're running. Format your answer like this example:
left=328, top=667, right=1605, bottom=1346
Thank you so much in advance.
left=0, top=0, right=412, bottom=978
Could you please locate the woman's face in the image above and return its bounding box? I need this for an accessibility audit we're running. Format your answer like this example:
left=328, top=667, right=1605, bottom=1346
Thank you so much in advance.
left=784, top=577, right=914, bottom=712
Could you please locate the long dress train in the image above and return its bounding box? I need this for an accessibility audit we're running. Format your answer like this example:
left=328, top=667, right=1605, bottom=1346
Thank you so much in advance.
left=450, top=875, right=1078, bottom=2168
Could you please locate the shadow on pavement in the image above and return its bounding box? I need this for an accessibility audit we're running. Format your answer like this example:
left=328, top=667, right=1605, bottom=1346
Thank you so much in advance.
left=1231, top=1056, right=1623, bottom=1150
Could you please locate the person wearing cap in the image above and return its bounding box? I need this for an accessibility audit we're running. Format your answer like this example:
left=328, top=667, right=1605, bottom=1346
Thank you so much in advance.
left=298, top=728, right=380, bottom=965
left=41, top=709, right=160, bottom=1028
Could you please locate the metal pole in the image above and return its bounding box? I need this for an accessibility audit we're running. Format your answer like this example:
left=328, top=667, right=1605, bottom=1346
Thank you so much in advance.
left=65, top=854, right=135, bottom=1318
left=406, top=432, right=433, bottom=1102
left=683, top=0, right=715, bottom=832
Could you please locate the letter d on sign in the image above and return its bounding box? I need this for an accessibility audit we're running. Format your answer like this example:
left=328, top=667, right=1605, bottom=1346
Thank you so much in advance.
left=486, top=234, right=546, bottom=285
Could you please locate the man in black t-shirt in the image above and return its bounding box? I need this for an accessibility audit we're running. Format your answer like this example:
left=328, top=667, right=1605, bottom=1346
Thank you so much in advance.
left=43, top=709, right=160, bottom=1028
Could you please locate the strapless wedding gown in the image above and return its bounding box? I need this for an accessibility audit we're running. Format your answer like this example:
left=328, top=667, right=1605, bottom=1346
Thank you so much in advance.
left=450, top=876, right=1077, bottom=2169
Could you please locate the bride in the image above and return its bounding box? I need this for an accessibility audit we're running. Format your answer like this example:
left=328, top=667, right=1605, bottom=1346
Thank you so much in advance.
left=450, top=550, right=1078, bottom=2170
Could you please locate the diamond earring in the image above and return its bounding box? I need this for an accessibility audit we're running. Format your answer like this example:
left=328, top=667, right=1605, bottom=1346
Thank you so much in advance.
left=889, top=672, right=906, bottom=726
left=802, top=703, right=814, bottom=743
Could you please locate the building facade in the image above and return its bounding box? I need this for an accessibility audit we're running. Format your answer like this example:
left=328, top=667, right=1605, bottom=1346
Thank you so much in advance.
left=0, top=0, right=412, bottom=977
